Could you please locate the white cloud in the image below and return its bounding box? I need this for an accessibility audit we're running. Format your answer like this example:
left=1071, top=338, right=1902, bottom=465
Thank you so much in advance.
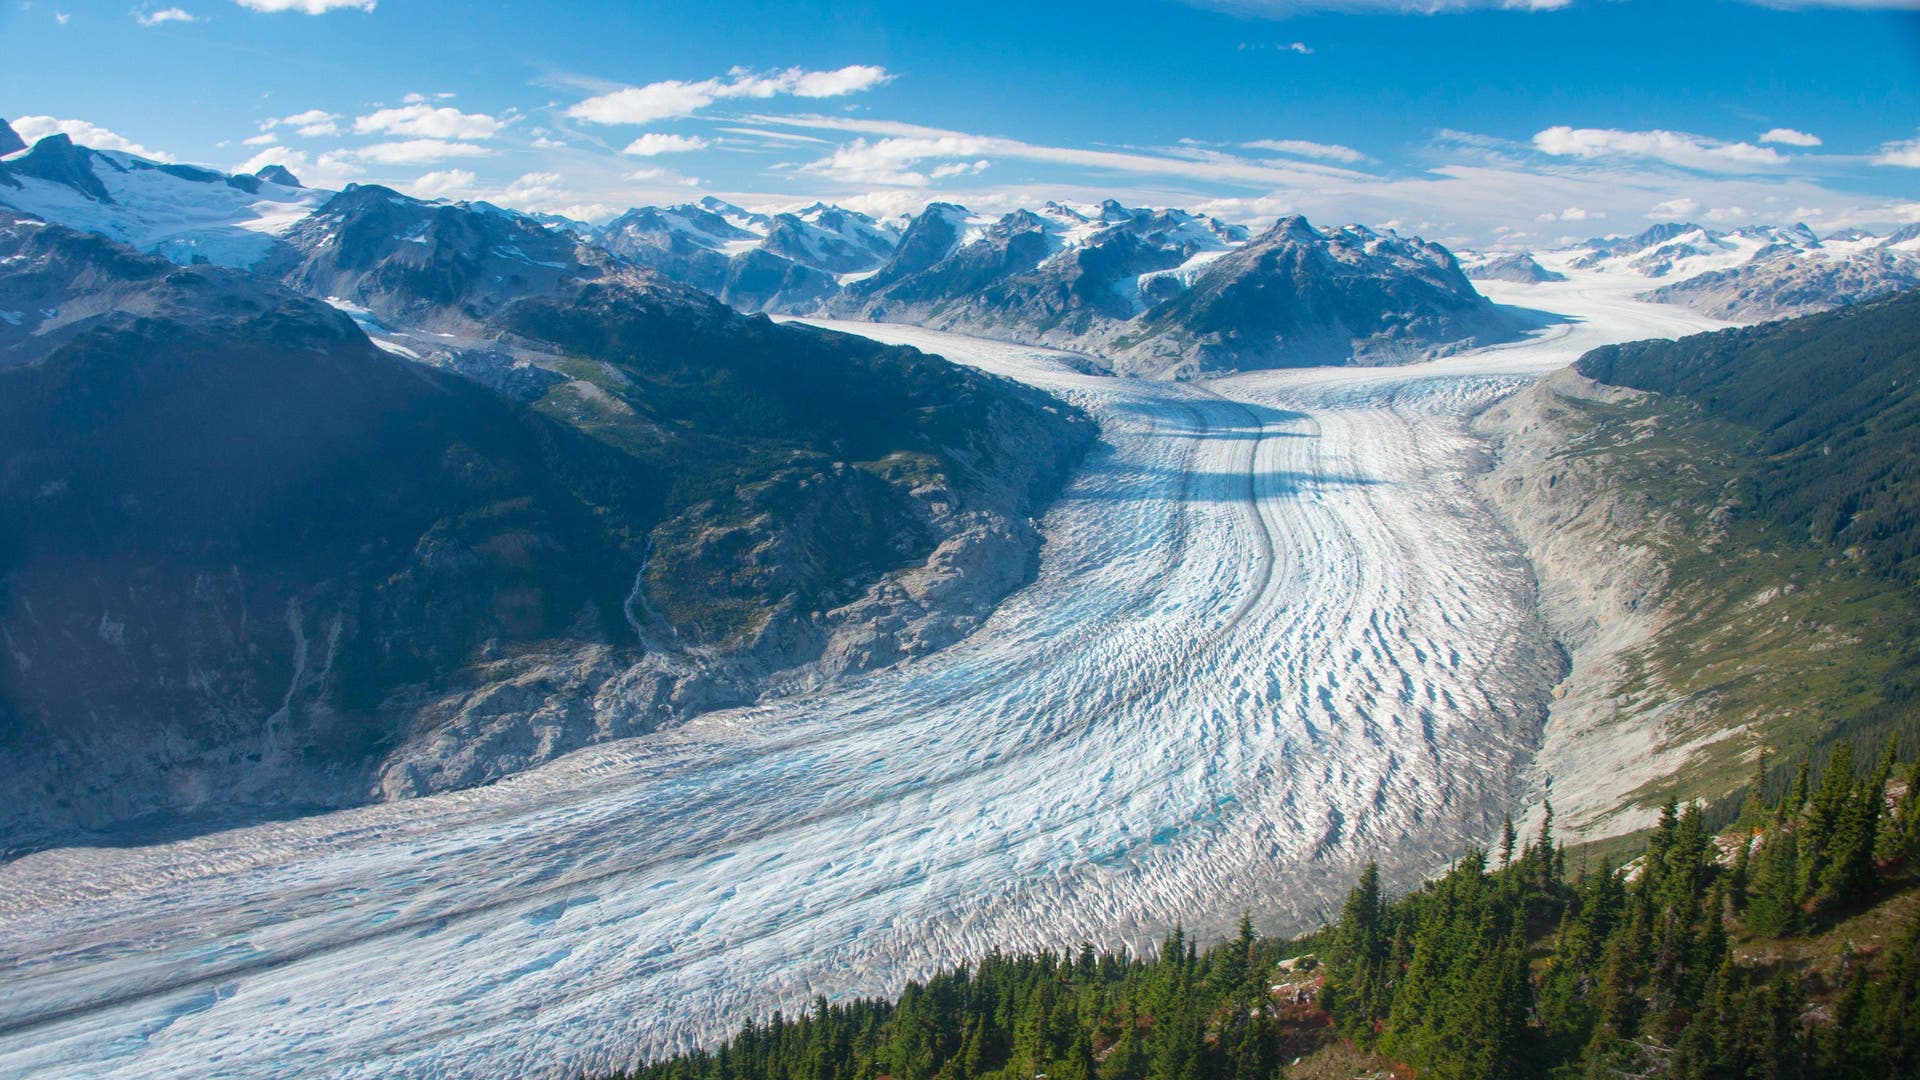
left=626, top=166, right=703, bottom=188
left=931, top=159, right=991, bottom=179
left=1242, top=138, right=1366, bottom=164
left=241, top=132, right=278, bottom=146
left=804, top=135, right=998, bottom=187
left=1532, top=125, right=1787, bottom=172
left=1758, top=127, right=1822, bottom=147
left=354, top=139, right=495, bottom=165
left=1646, top=197, right=1702, bottom=219
left=715, top=126, right=830, bottom=145
left=264, top=108, right=341, bottom=137
left=56, top=10, right=72, bottom=22
left=231, top=0, right=374, bottom=12
left=500, top=171, right=568, bottom=203
left=9, top=116, right=173, bottom=161
left=136, top=7, right=197, bottom=25
left=567, top=65, right=892, bottom=126
left=233, top=145, right=361, bottom=188
left=1873, top=136, right=1920, bottom=168
left=1535, top=206, right=1602, bottom=222
left=621, top=133, right=710, bottom=156
left=763, top=114, right=1369, bottom=191
left=353, top=103, right=503, bottom=141
left=406, top=168, right=479, bottom=200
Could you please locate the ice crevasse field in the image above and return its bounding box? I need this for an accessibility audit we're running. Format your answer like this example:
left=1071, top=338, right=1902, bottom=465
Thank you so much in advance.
left=0, top=267, right=1727, bottom=1078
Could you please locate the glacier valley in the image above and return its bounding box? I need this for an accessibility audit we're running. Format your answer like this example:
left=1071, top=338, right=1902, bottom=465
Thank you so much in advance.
left=0, top=272, right=1727, bottom=1079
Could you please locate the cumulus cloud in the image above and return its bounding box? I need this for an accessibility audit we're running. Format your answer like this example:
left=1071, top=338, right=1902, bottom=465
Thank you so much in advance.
left=1758, top=127, right=1822, bottom=147
left=1535, top=207, right=1602, bottom=222
left=233, top=145, right=361, bottom=188
left=931, top=160, right=992, bottom=179
left=567, top=65, right=892, bottom=126
left=353, top=104, right=503, bottom=141
left=405, top=168, right=479, bottom=200
left=1243, top=138, right=1366, bottom=164
left=10, top=116, right=173, bottom=160
left=136, top=7, right=197, bottom=25
left=621, top=133, right=710, bottom=156
left=1873, top=136, right=1920, bottom=168
left=231, top=0, right=375, bottom=12
left=263, top=108, right=342, bottom=137
left=1646, top=197, right=1702, bottom=220
left=1532, top=126, right=1786, bottom=171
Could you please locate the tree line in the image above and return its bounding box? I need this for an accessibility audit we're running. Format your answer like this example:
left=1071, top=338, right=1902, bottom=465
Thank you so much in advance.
left=607, top=740, right=1920, bottom=1080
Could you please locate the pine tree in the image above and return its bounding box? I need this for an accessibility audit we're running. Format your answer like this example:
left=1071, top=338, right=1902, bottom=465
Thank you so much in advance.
left=1803, top=741, right=1858, bottom=901
left=1326, top=862, right=1388, bottom=1038
left=1819, top=738, right=1893, bottom=910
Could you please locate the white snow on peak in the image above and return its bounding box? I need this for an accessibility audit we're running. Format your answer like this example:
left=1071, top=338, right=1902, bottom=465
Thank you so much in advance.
left=0, top=148, right=329, bottom=268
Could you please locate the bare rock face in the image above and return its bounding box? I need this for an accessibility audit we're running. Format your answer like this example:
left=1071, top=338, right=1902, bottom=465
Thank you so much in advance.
left=1474, top=369, right=1682, bottom=841
left=0, top=118, right=27, bottom=159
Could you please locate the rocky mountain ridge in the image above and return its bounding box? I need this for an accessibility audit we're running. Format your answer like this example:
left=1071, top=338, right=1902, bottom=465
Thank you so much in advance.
left=2, top=125, right=1519, bottom=377
left=0, top=190, right=1094, bottom=850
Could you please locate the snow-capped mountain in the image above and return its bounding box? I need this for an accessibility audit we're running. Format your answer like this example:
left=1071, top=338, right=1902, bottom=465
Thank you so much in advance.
left=1466, top=252, right=1565, bottom=284
left=0, top=122, right=326, bottom=268
left=274, top=182, right=625, bottom=336
left=591, top=196, right=901, bottom=303
left=595, top=197, right=1513, bottom=374
left=1485, top=220, right=1920, bottom=322
left=1111, top=216, right=1519, bottom=375
left=827, top=200, right=1249, bottom=339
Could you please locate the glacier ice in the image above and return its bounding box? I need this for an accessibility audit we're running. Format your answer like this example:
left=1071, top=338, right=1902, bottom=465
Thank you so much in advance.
left=0, top=275, right=1729, bottom=1079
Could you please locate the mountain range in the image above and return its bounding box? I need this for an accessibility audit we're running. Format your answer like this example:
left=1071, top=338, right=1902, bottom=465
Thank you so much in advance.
left=0, top=124, right=1095, bottom=847
left=1467, top=219, right=1920, bottom=321
left=1, top=121, right=1522, bottom=377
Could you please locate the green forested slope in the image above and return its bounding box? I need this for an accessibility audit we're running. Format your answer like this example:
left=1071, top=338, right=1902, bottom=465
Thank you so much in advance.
left=610, top=743, right=1920, bottom=1080
left=1576, top=290, right=1920, bottom=587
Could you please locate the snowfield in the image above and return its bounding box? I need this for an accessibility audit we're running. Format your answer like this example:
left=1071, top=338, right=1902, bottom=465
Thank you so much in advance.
left=0, top=276, right=1726, bottom=1078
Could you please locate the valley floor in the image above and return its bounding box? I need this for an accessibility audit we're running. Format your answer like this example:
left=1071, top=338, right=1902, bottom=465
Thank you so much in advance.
left=0, top=276, right=1728, bottom=1078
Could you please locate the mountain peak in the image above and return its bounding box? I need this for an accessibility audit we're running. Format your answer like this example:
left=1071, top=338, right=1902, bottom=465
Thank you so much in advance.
left=255, top=163, right=303, bottom=188
left=6, top=133, right=113, bottom=203
left=1266, top=214, right=1321, bottom=243
left=0, top=117, right=25, bottom=159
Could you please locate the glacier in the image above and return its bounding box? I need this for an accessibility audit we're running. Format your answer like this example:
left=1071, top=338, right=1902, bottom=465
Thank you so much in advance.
left=0, top=272, right=1728, bottom=1079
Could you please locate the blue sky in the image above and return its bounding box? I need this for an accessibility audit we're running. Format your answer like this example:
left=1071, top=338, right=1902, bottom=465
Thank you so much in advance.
left=6, top=0, right=1920, bottom=246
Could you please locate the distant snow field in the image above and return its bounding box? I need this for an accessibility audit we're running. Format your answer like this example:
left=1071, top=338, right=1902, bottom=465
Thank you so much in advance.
left=0, top=273, right=1728, bottom=1078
